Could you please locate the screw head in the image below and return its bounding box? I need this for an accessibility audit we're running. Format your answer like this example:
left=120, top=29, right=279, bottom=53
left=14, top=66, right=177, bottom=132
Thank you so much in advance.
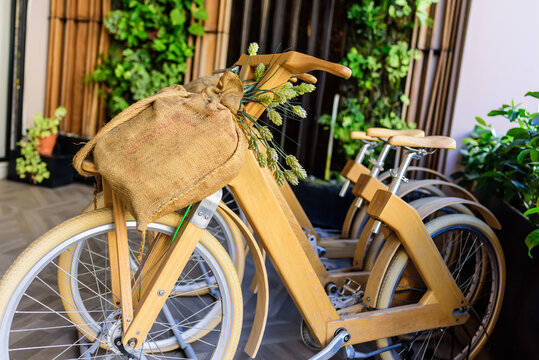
left=128, top=338, right=137, bottom=348
left=366, top=297, right=371, bottom=302
left=136, top=331, right=141, bottom=335
left=126, top=318, right=131, bottom=323
left=198, top=211, right=203, bottom=216
left=157, top=289, right=165, bottom=296
left=204, top=215, right=209, bottom=220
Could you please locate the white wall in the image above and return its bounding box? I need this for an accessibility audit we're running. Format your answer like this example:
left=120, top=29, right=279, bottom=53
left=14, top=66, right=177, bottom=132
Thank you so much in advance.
left=0, top=0, right=12, bottom=160
left=446, top=0, right=539, bottom=175
left=21, top=0, right=50, bottom=131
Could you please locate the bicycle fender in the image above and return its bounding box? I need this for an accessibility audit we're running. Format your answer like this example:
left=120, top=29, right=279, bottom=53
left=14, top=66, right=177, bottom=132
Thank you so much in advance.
left=412, top=196, right=501, bottom=230
left=218, top=203, right=269, bottom=358
left=398, top=179, right=478, bottom=202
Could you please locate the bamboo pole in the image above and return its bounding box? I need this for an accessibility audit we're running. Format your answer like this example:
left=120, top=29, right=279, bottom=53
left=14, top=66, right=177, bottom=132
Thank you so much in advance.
left=417, top=1, right=442, bottom=133
left=401, top=17, right=419, bottom=124
left=60, top=0, right=78, bottom=133
left=70, top=1, right=91, bottom=136
left=216, top=0, right=232, bottom=69
left=81, top=0, right=96, bottom=137
left=199, top=0, right=219, bottom=76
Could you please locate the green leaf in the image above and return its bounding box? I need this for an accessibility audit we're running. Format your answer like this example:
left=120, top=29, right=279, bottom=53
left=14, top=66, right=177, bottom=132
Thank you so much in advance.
left=523, top=207, right=539, bottom=216
left=170, top=8, right=186, bottom=26
left=193, top=7, right=208, bottom=21
left=188, top=23, right=204, bottom=36
left=507, top=127, right=529, bottom=139
left=517, top=149, right=530, bottom=163
left=525, top=91, right=539, bottom=99
left=525, top=229, right=539, bottom=257
left=475, top=116, right=486, bottom=126
left=532, top=149, right=539, bottom=162
left=487, top=110, right=506, bottom=117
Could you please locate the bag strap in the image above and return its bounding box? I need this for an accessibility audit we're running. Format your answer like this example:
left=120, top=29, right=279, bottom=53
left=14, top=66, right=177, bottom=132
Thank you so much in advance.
left=73, top=91, right=164, bottom=177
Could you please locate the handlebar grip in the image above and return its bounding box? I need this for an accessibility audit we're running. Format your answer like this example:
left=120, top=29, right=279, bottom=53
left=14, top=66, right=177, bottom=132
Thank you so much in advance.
left=235, top=51, right=352, bottom=79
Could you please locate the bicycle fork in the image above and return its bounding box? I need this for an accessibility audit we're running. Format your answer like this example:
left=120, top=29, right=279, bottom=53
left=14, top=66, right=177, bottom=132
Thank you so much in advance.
left=109, top=189, right=223, bottom=350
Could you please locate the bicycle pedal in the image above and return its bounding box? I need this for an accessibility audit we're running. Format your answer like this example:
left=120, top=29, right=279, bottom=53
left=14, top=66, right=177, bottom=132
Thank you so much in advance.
left=338, top=278, right=361, bottom=296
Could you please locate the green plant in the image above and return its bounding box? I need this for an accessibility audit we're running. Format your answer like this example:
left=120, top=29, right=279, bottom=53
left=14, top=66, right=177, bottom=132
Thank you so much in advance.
left=90, top=0, right=207, bottom=116
left=320, top=0, right=435, bottom=160
left=454, top=92, right=539, bottom=256
left=16, top=106, right=67, bottom=183
left=234, top=43, right=313, bottom=186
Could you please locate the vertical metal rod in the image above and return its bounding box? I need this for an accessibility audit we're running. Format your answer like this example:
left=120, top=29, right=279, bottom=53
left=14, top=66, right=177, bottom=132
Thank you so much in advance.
left=369, top=143, right=392, bottom=178
left=325, top=94, right=340, bottom=180
left=161, top=303, right=198, bottom=360
left=388, top=151, right=418, bottom=194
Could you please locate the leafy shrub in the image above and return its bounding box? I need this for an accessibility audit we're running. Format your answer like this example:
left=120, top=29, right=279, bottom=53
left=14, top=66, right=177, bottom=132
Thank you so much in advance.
left=90, top=0, right=207, bottom=116
left=320, top=0, right=436, bottom=159
left=454, top=92, right=539, bottom=256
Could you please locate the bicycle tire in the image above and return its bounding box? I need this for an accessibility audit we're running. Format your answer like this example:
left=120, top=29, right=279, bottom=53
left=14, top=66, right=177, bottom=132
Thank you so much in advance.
left=375, top=214, right=505, bottom=360
left=0, top=208, right=243, bottom=359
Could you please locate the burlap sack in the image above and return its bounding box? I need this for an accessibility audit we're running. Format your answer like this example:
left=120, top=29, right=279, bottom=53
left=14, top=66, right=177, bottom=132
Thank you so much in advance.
left=73, top=71, right=247, bottom=233
left=184, top=74, right=220, bottom=93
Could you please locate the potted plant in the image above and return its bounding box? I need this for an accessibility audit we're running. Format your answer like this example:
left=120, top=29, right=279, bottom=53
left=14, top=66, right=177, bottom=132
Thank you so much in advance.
left=15, top=106, right=66, bottom=183
left=455, top=92, right=539, bottom=359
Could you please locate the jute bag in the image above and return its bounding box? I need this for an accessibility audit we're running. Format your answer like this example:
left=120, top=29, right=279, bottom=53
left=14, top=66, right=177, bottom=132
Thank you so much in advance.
left=73, top=71, right=247, bottom=233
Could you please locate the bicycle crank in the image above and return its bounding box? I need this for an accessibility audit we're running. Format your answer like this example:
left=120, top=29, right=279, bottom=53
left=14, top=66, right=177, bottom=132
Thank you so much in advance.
left=308, top=328, right=350, bottom=360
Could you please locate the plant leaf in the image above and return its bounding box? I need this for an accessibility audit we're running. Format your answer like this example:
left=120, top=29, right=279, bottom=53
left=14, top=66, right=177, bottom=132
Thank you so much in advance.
left=507, top=127, right=529, bottom=139
left=193, top=7, right=208, bottom=21
left=475, top=116, right=487, bottom=126
left=188, top=23, right=204, bottom=36
left=523, top=207, right=539, bottom=216
left=487, top=109, right=506, bottom=117
left=170, top=8, right=186, bottom=26
left=525, top=91, right=539, bottom=99
left=525, top=229, right=539, bottom=258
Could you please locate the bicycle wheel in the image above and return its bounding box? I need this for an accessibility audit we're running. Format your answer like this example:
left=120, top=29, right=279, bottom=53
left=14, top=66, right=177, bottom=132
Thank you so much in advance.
left=0, top=208, right=243, bottom=359
left=375, top=214, right=505, bottom=360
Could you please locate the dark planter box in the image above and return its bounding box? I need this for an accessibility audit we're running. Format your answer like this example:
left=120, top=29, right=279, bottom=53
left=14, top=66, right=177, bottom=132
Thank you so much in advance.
left=7, top=149, right=74, bottom=188
left=292, top=178, right=356, bottom=229
left=482, top=197, right=539, bottom=359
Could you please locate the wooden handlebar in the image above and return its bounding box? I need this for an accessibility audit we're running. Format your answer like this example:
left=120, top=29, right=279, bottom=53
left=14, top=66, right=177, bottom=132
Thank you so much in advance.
left=235, top=51, right=352, bottom=79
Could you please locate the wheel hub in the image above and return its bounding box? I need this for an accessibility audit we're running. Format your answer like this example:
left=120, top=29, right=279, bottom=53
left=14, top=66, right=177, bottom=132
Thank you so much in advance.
left=104, top=316, right=137, bottom=357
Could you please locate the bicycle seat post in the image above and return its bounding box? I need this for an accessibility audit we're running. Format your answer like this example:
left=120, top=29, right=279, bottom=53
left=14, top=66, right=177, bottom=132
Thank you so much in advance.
left=387, top=147, right=427, bottom=195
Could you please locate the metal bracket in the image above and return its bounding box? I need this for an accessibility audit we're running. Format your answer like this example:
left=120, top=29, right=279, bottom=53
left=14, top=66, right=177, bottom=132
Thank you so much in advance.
left=308, top=329, right=350, bottom=360
left=190, top=189, right=223, bottom=229
left=389, top=169, right=409, bottom=183
left=369, top=157, right=384, bottom=172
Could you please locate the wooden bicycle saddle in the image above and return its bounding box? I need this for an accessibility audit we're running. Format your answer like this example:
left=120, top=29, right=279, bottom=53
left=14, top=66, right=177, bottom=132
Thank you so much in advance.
left=350, top=131, right=378, bottom=141
left=366, top=127, right=425, bottom=139
left=389, top=135, right=456, bottom=149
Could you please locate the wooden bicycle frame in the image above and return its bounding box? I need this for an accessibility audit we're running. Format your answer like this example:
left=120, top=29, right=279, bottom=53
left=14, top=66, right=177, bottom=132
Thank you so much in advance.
left=108, top=52, right=470, bottom=353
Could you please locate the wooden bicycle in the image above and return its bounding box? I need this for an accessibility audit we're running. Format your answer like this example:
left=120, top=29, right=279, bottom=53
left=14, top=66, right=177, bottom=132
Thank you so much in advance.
left=0, top=52, right=505, bottom=360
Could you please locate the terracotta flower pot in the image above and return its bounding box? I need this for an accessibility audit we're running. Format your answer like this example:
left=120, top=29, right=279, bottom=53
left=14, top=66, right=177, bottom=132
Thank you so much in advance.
left=38, top=134, right=58, bottom=156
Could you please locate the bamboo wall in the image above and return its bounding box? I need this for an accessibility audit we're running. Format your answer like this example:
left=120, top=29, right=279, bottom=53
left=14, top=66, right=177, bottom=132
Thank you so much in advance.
left=45, top=0, right=110, bottom=139
left=185, top=0, right=233, bottom=82
left=44, top=0, right=232, bottom=139
left=402, top=0, right=472, bottom=173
